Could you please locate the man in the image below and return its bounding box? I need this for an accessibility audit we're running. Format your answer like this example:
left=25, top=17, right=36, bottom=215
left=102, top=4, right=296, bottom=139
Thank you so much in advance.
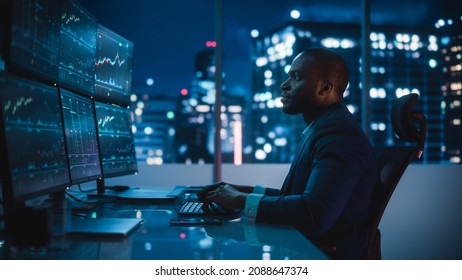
left=199, top=48, right=378, bottom=259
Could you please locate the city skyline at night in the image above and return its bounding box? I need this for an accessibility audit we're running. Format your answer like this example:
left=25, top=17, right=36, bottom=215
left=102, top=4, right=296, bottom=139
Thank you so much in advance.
left=78, top=0, right=461, bottom=99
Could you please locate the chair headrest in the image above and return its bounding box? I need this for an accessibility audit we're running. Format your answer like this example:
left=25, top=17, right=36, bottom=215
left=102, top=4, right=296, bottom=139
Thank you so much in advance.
left=391, top=93, right=427, bottom=152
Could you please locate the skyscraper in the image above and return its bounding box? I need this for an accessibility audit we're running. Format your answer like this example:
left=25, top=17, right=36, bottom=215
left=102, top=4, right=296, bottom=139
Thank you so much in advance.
left=174, top=49, right=248, bottom=164
left=437, top=17, right=462, bottom=164
left=131, top=91, right=177, bottom=165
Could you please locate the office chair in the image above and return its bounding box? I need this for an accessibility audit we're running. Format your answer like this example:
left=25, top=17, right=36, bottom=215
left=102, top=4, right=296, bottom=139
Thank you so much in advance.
left=319, top=93, right=426, bottom=259
left=365, top=92, right=427, bottom=259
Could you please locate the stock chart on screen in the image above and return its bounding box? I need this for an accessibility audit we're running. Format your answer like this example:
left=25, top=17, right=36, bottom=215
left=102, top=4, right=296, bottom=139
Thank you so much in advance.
left=58, top=0, right=97, bottom=96
left=60, top=88, right=102, bottom=184
left=95, top=24, right=133, bottom=106
left=94, top=101, right=137, bottom=178
left=0, top=75, right=69, bottom=199
left=9, top=0, right=60, bottom=82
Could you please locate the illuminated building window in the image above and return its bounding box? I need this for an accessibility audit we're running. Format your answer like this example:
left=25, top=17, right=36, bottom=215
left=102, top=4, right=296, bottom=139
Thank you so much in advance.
left=370, top=32, right=378, bottom=41
left=370, top=88, right=386, bottom=99
left=271, top=34, right=280, bottom=44
left=255, top=149, right=267, bottom=160
left=263, top=143, right=272, bottom=153
left=340, top=39, right=355, bottom=48
left=144, top=126, right=154, bottom=135
left=450, top=64, right=462, bottom=72
left=274, top=138, right=287, bottom=146
left=290, top=9, right=300, bottom=19
left=450, top=82, right=462, bottom=91
left=256, top=137, right=266, bottom=145
left=146, top=157, right=163, bottom=165
left=371, top=122, right=386, bottom=131
left=228, top=105, right=242, bottom=113
left=321, top=37, right=340, bottom=48
left=196, top=105, right=210, bottom=113
left=450, top=156, right=461, bottom=164
left=256, top=57, right=268, bottom=67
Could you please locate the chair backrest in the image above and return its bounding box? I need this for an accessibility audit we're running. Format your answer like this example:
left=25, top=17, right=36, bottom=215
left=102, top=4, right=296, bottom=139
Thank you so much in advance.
left=365, top=93, right=427, bottom=259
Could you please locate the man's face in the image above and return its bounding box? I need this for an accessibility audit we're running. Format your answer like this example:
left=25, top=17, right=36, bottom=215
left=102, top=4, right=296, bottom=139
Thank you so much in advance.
left=280, top=54, right=322, bottom=115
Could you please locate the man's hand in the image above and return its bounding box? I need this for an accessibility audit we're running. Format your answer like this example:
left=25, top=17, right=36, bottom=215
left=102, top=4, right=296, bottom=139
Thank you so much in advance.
left=197, top=182, right=255, bottom=200
left=202, top=184, right=248, bottom=210
left=196, top=182, right=226, bottom=200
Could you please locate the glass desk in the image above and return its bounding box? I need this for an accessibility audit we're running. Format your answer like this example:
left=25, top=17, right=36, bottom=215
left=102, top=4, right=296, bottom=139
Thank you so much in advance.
left=0, top=191, right=328, bottom=260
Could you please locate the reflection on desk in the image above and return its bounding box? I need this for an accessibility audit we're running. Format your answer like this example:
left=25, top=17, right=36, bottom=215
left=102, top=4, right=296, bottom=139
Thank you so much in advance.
left=0, top=197, right=328, bottom=260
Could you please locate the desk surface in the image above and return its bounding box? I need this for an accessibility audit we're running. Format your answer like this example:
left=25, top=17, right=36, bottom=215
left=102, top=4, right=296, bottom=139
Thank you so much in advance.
left=0, top=188, right=328, bottom=260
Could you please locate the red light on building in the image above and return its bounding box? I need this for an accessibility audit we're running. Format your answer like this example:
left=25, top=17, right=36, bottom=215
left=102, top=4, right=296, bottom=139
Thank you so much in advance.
left=180, top=88, right=188, bottom=96
left=206, top=40, right=216, bottom=47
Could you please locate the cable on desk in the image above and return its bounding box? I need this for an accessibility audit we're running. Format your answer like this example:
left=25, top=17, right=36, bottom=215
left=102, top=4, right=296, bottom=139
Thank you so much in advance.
left=64, top=190, right=114, bottom=206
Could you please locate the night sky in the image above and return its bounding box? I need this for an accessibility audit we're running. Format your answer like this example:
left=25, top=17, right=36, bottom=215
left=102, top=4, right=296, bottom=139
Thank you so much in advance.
left=78, top=0, right=460, bottom=98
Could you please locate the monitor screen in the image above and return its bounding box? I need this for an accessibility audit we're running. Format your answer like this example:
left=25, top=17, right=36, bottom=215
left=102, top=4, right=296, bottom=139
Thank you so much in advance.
left=9, top=0, right=60, bottom=82
left=60, top=88, right=101, bottom=184
left=0, top=0, right=7, bottom=72
left=58, top=0, right=97, bottom=96
left=94, top=101, right=137, bottom=178
left=0, top=75, right=69, bottom=201
left=94, top=24, right=133, bottom=106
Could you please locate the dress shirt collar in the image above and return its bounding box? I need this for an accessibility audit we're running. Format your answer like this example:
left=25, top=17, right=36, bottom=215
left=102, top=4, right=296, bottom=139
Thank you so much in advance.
left=301, top=123, right=312, bottom=139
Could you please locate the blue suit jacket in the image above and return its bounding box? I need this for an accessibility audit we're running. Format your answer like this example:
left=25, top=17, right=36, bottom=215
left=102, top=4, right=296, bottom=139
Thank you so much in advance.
left=256, top=103, right=378, bottom=259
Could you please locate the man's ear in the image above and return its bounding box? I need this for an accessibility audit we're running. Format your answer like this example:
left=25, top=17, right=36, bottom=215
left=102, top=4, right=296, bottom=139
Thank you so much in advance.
left=319, top=82, right=333, bottom=96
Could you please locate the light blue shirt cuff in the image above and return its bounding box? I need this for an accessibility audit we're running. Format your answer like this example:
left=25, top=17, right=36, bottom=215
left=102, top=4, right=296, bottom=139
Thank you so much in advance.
left=244, top=193, right=264, bottom=222
left=253, top=185, right=267, bottom=194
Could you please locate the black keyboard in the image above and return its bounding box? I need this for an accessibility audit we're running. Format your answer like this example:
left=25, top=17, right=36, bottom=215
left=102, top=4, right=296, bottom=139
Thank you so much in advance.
left=178, top=201, right=241, bottom=216
left=178, top=201, right=210, bottom=215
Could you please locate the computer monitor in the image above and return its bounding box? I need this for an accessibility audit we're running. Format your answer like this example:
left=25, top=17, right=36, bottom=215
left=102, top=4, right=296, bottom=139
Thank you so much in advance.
left=58, top=0, right=97, bottom=96
left=94, top=101, right=137, bottom=181
left=0, top=74, right=70, bottom=219
left=94, top=24, right=133, bottom=106
left=60, top=88, right=102, bottom=184
left=0, top=0, right=7, bottom=72
left=8, top=0, right=60, bottom=83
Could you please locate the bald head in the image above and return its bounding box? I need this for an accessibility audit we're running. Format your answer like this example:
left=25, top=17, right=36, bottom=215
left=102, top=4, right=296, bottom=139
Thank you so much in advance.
left=298, top=48, right=349, bottom=100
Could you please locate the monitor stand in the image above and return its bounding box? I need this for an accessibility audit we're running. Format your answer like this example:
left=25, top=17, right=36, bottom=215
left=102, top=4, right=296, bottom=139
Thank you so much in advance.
left=90, top=178, right=180, bottom=202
